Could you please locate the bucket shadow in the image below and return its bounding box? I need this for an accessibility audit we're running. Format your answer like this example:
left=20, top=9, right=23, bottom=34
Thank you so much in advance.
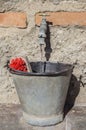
left=45, top=22, right=52, bottom=61
left=64, top=74, right=80, bottom=117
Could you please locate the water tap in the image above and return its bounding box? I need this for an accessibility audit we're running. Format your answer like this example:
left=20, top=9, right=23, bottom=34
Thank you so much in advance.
left=38, top=14, right=48, bottom=45
left=38, top=14, right=49, bottom=60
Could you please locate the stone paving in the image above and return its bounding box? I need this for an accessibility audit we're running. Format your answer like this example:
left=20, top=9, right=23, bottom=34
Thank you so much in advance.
left=0, top=104, right=65, bottom=130
left=0, top=104, right=86, bottom=130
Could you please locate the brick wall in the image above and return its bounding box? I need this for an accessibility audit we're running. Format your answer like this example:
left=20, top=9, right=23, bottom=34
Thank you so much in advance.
left=0, top=0, right=86, bottom=105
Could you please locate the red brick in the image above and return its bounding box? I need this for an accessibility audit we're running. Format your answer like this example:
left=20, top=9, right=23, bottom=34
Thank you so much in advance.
left=0, top=12, right=27, bottom=28
left=35, top=12, right=86, bottom=26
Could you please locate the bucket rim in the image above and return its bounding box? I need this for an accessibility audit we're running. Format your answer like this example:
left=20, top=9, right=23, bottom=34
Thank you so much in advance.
left=8, top=61, right=74, bottom=76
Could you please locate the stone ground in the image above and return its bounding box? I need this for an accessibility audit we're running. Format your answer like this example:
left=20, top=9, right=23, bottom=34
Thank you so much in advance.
left=66, top=106, right=86, bottom=130
left=0, top=104, right=65, bottom=130
left=0, top=104, right=85, bottom=130
left=0, top=0, right=86, bottom=106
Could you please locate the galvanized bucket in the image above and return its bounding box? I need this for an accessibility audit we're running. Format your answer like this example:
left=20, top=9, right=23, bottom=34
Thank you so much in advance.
left=9, top=61, right=73, bottom=126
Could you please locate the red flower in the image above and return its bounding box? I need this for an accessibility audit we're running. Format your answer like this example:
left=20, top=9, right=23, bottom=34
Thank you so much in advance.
left=9, top=58, right=28, bottom=72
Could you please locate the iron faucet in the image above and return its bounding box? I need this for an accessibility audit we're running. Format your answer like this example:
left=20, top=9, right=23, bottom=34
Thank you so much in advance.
left=38, top=14, right=49, bottom=60
left=38, top=15, right=47, bottom=45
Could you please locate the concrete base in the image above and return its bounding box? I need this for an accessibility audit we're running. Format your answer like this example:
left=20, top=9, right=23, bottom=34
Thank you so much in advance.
left=66, top=106, right=86, bottom=130
left=0, top=104, right=65, bottom=130
left=0, top=104, right=86, bottom=130
left=23, top=112, right=63, bottom=126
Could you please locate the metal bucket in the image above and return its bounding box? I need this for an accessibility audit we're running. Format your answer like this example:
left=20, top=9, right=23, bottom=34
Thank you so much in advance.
left=9, top=61, right=73, bottom=126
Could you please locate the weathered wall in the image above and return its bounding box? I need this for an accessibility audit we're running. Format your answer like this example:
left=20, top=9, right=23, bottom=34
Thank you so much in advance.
left=0, top=0, right=86, bottom=105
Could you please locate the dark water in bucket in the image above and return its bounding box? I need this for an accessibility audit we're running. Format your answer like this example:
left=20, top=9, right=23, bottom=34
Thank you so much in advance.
left=10, top=61, right=73, bottom=77
left=30, top=61, right=73, bottom=74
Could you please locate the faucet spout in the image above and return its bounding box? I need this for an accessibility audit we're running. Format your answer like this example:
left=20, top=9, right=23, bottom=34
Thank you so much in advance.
left=38, top=14, right=49, bottom=60
left=39, top=17, right=47, bottom=45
